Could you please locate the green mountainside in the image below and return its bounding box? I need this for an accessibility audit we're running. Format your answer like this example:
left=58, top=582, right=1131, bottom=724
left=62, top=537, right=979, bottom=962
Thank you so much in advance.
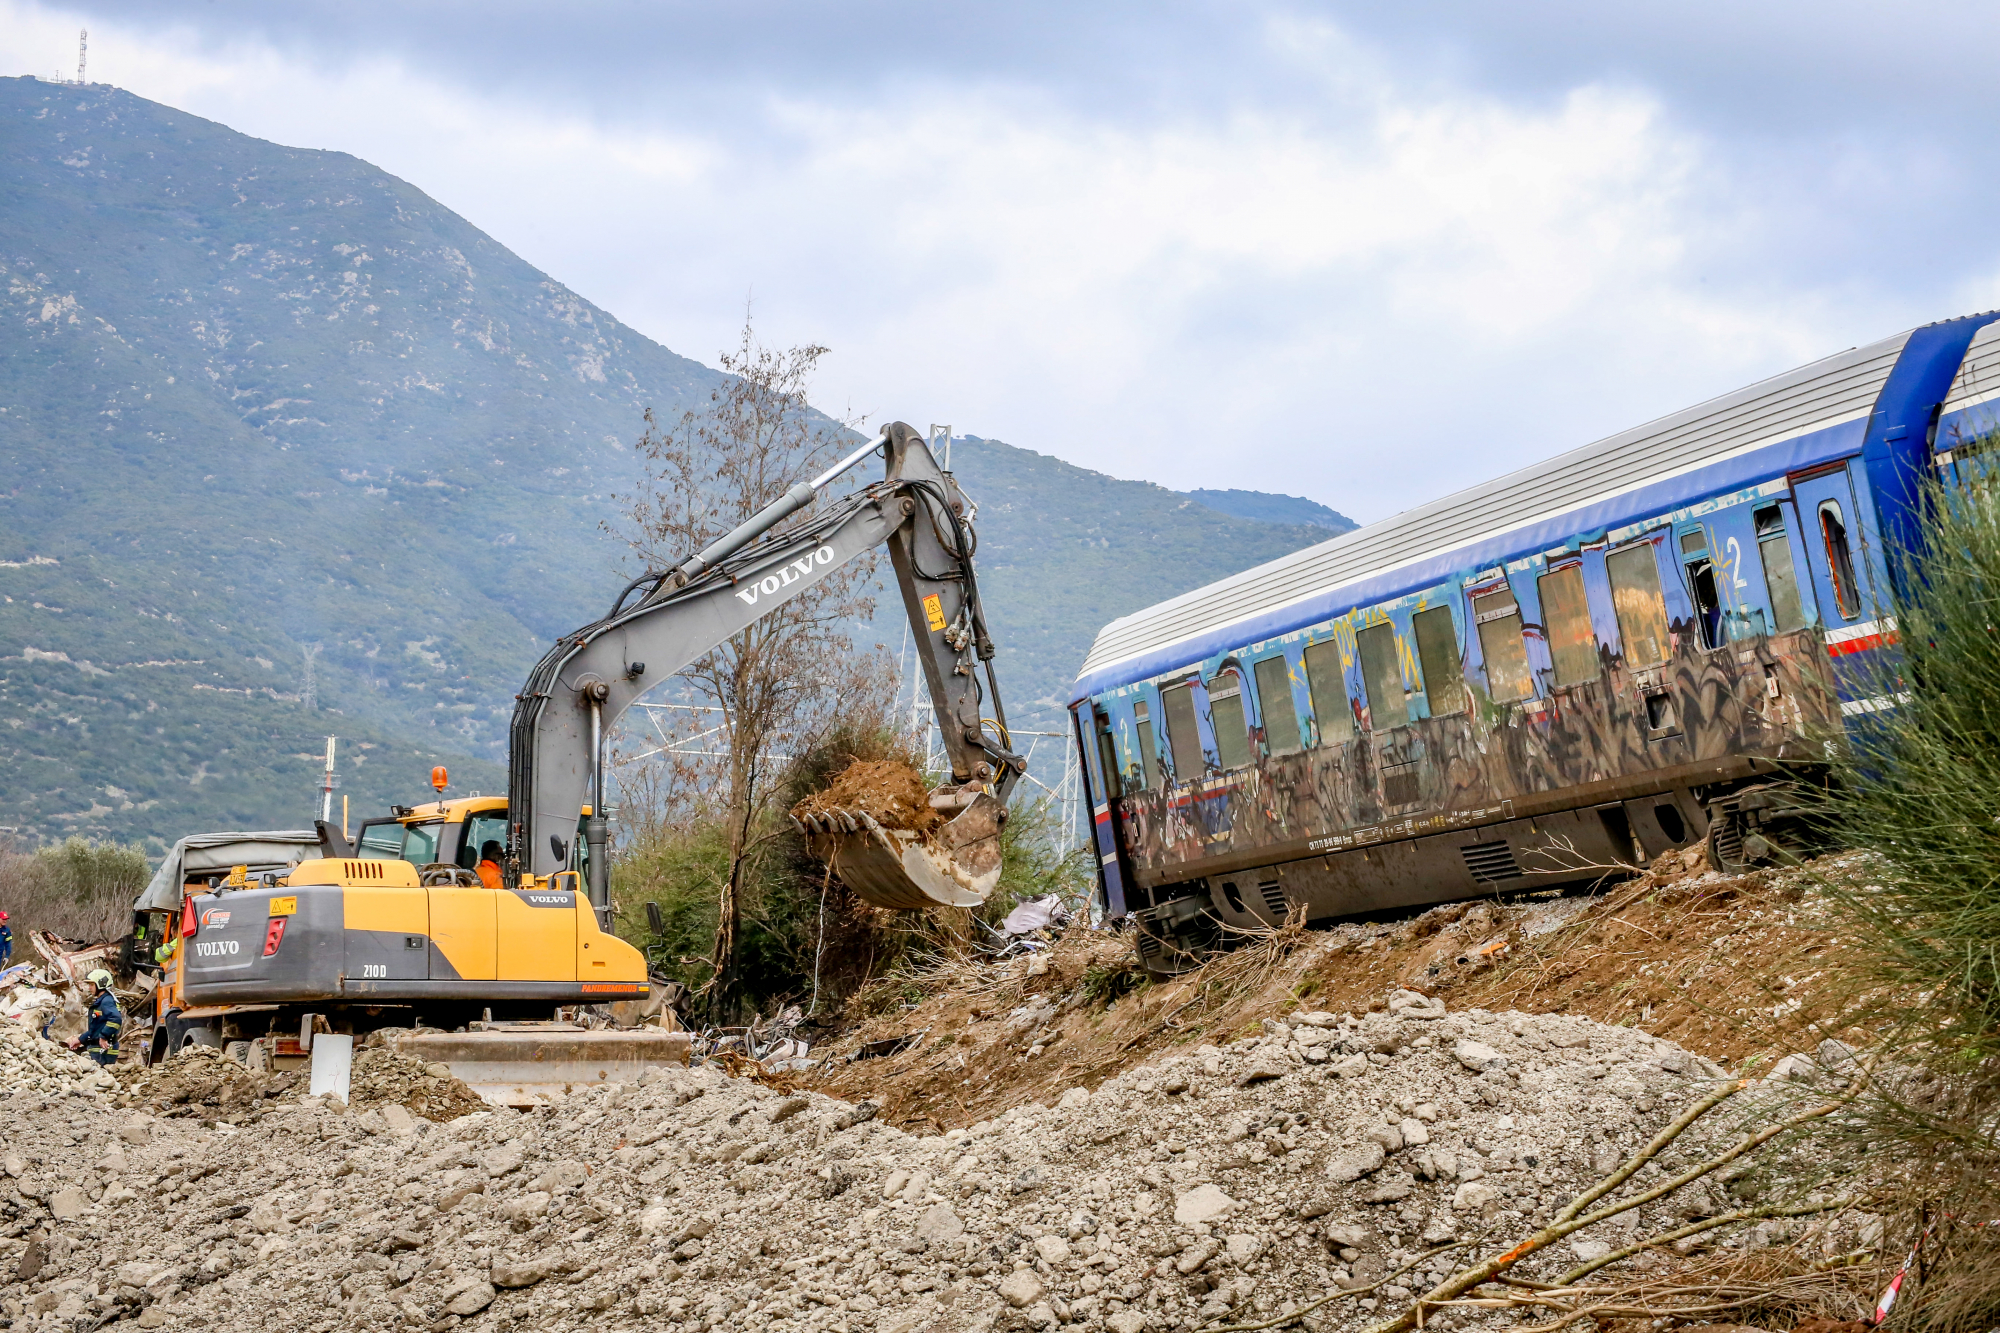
left=0, top=80, right=1333, bottom=850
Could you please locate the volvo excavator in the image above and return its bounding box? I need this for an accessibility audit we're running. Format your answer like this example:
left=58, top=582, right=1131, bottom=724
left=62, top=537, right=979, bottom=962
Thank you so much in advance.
left=146, top=424, right=1023, bottom=1100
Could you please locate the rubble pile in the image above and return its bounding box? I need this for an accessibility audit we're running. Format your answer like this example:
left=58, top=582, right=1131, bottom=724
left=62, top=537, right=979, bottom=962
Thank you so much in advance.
left=117, top=1042, right=489, bottom=1124
left=0, top=985, right=1868, bottom=1333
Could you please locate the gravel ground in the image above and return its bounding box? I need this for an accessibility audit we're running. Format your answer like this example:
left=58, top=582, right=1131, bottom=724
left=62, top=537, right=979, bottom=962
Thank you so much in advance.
left=0, top=994, right=1853, bottom=1333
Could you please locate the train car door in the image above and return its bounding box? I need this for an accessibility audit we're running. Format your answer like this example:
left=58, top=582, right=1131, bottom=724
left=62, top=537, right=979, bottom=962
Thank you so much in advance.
left=1077, top=703, right=1134, bottom=919
left=1791, top=466, right=1875, bottom=631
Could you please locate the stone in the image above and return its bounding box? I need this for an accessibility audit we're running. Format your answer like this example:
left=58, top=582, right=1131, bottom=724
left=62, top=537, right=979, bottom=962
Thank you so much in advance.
left=1224, top=1233, right=1262, bottom=1264
left=1058, top=1086, right=1090, bottom=1109
left=1451, top=1183, right=1500, bottom=1214
left=1399, top=1118, right=1431, bottom=1147
left=1569, top=1239, right=1612, bottom=1263
left=1453, top=1040, right=1507, bottom=1072
left=1326, top=1142, right=1386, bottom=1183
left=1066, top=1209, right=1099, bottom=1239
left=1173, top=1184, right=1239, bottom=1225
left=1329, top=1053, right=1370, bottom=1078
left=136, top=1309, right=170, bottom=1329
left=493, top=1257, right=552, bottom=1288
left=1768, top=1054, right=1819, bottom=1083
left=1237, top=1050, right=1292, bottom=1085
left=1, top=1153, right=23, bottom=1178
left=1108, top=1313, right=1149, bottom=1333
left=378, top=1103, right=416, bottom=1137
left=502, top=1191, right=553, bottom=1222
left=1365, top=1124, right=1404, bottom=1154
left=882, top=1169, right=912, bottom=1200
left=445, top=1282, right=497, bottom=1316
left=48, top=1186, right=87, bottom=1220
left=481, top=1144, right=526, bottom=1178
left=1033, top=1234, right=1071, bottom=1264
left=916, top=1204, right=965, bottom=1245
left=118, top=1118, right=151, bottom=1146
left=999, top=1269, right=1045, bottom=1308
left=1363, top=1175, right=1414, bottom=1204
left=1176, top=1237, right=1221, bottom=1274
left=530, top=1159, right=589, bottom=1194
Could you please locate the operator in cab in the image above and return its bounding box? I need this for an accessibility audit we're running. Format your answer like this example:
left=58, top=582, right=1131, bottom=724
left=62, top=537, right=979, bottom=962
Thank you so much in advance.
left=68, top=969, right=122, bottom=1067
left=476, top=841, right=504, bottom=889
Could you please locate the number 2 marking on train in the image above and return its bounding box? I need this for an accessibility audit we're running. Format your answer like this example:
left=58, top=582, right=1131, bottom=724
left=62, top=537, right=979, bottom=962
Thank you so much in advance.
left=1724, top=537, right=1750, bottom=590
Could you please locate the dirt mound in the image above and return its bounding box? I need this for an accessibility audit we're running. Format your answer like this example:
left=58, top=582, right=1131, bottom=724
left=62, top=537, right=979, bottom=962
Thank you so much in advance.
left=351, top=1044, right=487, bottom=1121
left=119, top=1042, right=487, bottom=1122
left=801, top=853, right=1879, bottom=1133
left=118, top=1045, right=276, bottom=1115
left=793, top=757, right=942, bottom=836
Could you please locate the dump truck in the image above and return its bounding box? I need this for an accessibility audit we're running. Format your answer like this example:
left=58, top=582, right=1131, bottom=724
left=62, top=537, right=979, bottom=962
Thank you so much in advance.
left=138, top=424, right=1023, bottom=1098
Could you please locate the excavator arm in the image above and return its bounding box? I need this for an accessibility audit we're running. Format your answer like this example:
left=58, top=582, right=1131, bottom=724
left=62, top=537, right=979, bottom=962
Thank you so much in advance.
left=506, top=422, right=1024, bottom=916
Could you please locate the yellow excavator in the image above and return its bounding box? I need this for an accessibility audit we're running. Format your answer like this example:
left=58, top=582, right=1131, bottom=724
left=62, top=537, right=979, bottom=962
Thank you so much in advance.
left=146, top=424, right=1023, bottom=1099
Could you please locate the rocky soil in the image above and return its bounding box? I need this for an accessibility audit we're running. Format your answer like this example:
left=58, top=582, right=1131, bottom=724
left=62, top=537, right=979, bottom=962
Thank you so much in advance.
left=0, top=982, right=1875, bottom=1333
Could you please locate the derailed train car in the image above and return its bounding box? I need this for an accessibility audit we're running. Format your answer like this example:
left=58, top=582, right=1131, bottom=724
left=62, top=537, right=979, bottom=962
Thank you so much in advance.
left=1069, top=312, right=2000, bottom=971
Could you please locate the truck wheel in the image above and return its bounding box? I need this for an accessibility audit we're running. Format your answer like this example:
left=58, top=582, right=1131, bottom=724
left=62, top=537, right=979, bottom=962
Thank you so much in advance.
left=178, top=1026, right=220, bottom=1055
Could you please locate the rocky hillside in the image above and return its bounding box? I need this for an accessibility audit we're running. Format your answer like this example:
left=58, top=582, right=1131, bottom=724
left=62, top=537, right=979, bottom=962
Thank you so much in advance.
left=0, top=79, right=1334, bottom=848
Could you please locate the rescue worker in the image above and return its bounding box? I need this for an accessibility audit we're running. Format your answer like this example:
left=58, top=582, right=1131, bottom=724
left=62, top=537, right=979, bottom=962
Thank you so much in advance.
left=476, top=840, right=504, bottom=889
left=0, top=911, right=11, bottom=967
left=68, top=969, right=122, bottom=1067
left=154, top=931, right=179, bottom=971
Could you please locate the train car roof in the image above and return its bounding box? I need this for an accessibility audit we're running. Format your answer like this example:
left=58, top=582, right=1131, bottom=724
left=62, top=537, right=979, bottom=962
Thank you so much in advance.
left=1073, top=324, right=1924, bottom=700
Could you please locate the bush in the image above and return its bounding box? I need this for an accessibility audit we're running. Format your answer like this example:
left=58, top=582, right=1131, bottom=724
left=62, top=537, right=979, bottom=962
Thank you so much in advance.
left=611, top=716, right=1095, bottom=1025
left=1807, top=471, right=2000, bottom=1329
left=0, top=836, right=149, bottom=944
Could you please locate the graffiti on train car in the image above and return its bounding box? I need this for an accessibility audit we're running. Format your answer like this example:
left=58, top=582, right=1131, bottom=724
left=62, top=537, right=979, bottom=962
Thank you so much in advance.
left=1109, top=625, right=1839, bottom=886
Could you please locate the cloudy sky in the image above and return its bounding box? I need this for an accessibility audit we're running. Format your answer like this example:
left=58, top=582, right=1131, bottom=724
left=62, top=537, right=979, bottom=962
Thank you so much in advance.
left=8, top=1, right=2000, bottom=523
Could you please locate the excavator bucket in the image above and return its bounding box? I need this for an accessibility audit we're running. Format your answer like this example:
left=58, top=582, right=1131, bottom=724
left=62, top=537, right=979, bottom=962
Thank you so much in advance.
left=796, top=792, right=1007, bottom=911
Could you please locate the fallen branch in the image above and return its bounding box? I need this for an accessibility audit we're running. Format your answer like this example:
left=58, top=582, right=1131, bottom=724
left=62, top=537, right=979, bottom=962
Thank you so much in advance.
left=1353, top=1063, right=1874, bottom=1333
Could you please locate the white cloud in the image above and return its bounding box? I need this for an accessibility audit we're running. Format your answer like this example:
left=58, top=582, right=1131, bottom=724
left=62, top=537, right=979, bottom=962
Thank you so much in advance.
left=0, top=0, right=1954, bottom=519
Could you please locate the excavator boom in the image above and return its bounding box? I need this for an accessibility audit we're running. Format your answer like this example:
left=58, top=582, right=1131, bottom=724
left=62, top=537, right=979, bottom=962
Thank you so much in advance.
left=508, top=422, right=1023, bottom=914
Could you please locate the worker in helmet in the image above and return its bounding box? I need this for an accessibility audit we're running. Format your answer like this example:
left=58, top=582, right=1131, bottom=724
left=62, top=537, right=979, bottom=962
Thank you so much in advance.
left=68, top=970, right=122, bottom=1067
left=0, top=911, right=11, bottom=967
left=476, top=840, right=504, bottom=889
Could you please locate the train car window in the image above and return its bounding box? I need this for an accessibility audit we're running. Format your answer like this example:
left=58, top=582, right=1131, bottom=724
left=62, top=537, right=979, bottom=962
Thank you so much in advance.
left=1537, top=565, right=1598, bottom=686
left=1679, top=531, right=1724, bottom=650
left=1160, top=679, right=1206, bottom=778
left=1411, top=606, right=1464, bottom=713
left=1356, top=622, right=1408, bottom=729
left=1206, top=668, right=1254, bottom=769
left=1093, top=708, right=1123, bottom=800
left=1302, top=639, right=1354, bottom=744
left=1471, top=588, right=1534, bottom=701
left=1252, top=656, right=1302, bottom=755
left=1818, top=500, right=1861, bottom=620
left=1606, top=543, right=1671, bottom=667
left=1755, top=504, right=1807, bottom=631
left=1132, top=700, right=1161, bottom=790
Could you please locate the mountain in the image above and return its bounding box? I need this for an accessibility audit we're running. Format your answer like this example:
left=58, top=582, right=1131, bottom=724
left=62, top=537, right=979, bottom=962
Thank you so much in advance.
left=0, top=79, right=1333, bottom=849
left=1180, top=488, right=1357, bottom=532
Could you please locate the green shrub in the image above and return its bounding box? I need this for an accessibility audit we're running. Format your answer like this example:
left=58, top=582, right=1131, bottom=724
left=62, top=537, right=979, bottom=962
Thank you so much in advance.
left=0, top=837, right=149, bottom=943
left=1808, top=471, right=2000, bottom=1329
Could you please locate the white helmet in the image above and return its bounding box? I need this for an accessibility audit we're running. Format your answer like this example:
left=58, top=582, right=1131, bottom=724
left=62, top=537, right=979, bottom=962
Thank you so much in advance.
left=86, top=969, right=113, bottom=990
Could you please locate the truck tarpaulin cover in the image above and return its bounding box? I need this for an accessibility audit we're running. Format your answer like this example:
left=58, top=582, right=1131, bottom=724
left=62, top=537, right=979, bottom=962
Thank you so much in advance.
left=135, top=832, right=323, bottom=913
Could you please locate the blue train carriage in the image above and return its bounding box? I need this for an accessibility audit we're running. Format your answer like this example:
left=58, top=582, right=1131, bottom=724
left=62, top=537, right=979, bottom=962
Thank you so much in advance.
left=1069, top=311, right=2000, bottom=974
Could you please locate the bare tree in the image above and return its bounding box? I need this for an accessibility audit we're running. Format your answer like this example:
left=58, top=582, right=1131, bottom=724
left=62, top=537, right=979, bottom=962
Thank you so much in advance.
left=614, top=322, right=879, bottom=1010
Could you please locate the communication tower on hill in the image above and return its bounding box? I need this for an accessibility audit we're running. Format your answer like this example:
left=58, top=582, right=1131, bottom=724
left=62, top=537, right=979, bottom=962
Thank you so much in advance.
left=75, top=30, right=86, bottom=85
